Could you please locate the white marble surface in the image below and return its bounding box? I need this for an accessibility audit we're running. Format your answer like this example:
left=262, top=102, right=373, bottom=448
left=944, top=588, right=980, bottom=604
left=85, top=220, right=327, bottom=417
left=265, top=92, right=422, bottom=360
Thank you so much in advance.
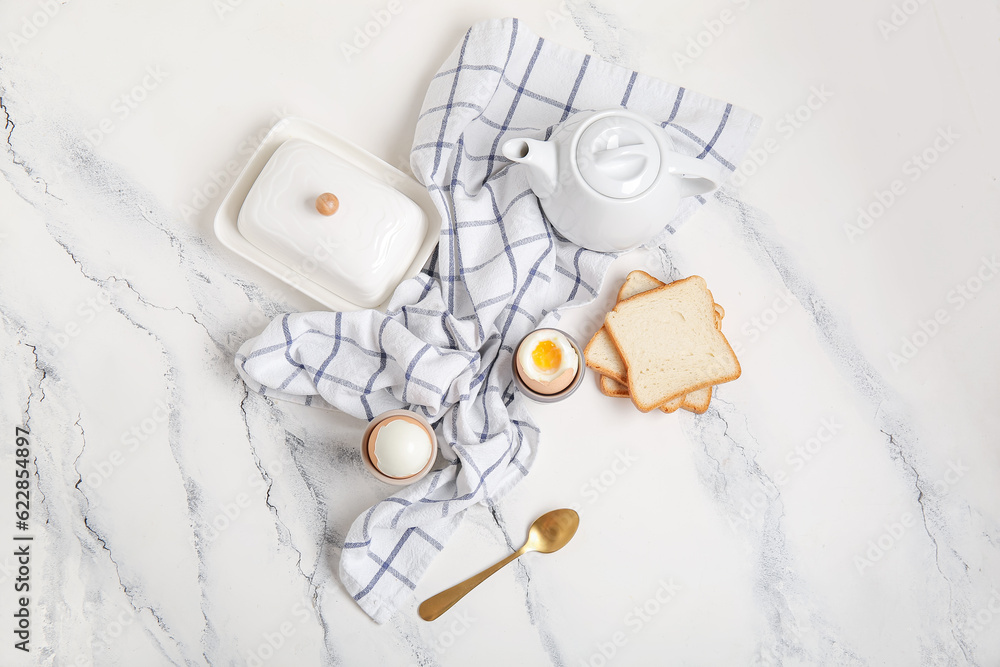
left=1, top=0, right=999, bottom=665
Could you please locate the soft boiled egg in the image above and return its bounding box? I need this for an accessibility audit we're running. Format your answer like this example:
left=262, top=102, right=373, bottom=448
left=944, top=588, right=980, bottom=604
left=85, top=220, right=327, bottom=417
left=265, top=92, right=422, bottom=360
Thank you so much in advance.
left=515, top=329, right=580, bottom=395
left=367, top=416, right=434, bottom=479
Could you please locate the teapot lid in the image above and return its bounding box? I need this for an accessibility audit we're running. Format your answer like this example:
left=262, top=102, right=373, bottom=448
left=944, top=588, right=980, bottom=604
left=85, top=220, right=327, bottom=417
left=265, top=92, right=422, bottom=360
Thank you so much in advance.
left=576, top=115, right=661, bottom=199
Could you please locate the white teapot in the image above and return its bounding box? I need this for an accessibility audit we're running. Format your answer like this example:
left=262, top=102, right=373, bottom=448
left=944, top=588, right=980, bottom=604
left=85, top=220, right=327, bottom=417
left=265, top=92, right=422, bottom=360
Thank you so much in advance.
left=502, top=109, right=720, bottom=252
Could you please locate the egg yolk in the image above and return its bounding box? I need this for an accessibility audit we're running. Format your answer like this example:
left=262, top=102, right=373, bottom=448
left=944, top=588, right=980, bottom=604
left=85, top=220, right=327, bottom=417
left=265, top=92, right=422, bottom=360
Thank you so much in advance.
left=531, top=340, right=562, bottom=372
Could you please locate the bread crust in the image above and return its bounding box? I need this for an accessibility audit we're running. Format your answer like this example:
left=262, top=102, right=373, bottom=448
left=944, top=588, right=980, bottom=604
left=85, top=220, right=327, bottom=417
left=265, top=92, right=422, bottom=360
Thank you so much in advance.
left=599, top=374, right=630, bottom=398
left=682, top=386, right=712, bottom=414
left=615, top=269, right=661, bottom=302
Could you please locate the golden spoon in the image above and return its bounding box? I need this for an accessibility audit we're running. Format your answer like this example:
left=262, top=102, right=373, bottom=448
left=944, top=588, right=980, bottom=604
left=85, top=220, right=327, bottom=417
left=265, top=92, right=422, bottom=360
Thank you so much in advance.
left=418, top=508, right=580, bottom=621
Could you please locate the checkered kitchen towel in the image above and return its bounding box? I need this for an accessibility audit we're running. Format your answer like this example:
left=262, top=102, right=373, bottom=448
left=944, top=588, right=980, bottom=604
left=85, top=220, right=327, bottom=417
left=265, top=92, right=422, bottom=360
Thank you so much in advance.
left=235, top=17, right=759, bottom=623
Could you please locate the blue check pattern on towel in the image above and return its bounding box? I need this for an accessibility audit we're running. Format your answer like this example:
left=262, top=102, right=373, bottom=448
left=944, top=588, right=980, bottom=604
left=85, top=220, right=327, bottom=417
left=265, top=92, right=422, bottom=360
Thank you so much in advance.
left=235, top=17, right=759, bottom=623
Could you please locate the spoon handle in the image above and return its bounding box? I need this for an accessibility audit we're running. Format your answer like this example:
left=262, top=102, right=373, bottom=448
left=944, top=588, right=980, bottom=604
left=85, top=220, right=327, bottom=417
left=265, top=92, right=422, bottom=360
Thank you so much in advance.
left=418, top=547, right=528, bottom=621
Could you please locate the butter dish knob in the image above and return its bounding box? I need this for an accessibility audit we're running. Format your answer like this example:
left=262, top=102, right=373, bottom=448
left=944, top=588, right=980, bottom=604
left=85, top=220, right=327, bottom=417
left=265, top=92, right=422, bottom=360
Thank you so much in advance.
left=315, top=193, right=340, bottom=216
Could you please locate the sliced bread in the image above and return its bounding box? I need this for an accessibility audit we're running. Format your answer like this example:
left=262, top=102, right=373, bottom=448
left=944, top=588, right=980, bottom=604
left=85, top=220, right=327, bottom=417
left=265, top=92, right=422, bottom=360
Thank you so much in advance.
left=605, top=275, right=741, bottom=412
left=584, top=328, right=627, bottom=384
left=588, top=270, right=724, bottom=413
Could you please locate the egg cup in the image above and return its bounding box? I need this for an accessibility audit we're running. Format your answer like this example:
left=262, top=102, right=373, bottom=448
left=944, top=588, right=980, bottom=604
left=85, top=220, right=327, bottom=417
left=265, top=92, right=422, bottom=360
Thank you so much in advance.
left=511, top=328, right=586, bottom=403
left=361, top=409, right=438, bottom=485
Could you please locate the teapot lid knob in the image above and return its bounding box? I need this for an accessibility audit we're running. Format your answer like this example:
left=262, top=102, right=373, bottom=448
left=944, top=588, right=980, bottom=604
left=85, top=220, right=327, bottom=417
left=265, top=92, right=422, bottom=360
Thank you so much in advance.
left=576, top=116, right=661, bottom=199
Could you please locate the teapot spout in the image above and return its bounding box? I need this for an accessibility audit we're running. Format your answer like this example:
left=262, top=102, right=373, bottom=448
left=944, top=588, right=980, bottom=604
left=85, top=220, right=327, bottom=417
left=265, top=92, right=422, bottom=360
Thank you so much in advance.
left=502, top=138, right=558, bottom=199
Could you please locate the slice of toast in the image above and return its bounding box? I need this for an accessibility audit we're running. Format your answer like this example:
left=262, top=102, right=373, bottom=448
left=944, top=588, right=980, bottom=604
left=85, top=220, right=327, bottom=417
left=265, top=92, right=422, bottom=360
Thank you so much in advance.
left=618, top=271, right=721, bottom=414
left=605, top=276, right=741, bottom=412
left=616, top=270, right=664, bottom=302
left=585, top=328, right=628, bottom=384
left=587, top=270, right=723, bottom=413
left=586, top=271, right=680, bottom=384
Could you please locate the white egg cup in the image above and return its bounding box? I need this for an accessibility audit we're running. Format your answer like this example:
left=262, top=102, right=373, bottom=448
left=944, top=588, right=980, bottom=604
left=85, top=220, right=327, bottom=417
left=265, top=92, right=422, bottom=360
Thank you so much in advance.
left=511, top=328, right=586, bottom=403
left=361, top=409, right=438, bottom=485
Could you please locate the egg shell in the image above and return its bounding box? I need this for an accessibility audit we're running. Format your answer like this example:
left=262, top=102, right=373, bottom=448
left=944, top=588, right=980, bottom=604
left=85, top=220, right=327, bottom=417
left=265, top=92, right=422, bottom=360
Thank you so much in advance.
left=515, top=355, right=577, bottom=395
left=367, top=415, right=433, bottom=479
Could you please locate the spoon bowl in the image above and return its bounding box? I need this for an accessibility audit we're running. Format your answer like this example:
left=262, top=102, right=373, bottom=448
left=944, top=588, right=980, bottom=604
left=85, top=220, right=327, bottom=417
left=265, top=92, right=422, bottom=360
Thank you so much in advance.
left=418, top=508, right=579, bottom=621
left=524, top=508, right=580, bottom=553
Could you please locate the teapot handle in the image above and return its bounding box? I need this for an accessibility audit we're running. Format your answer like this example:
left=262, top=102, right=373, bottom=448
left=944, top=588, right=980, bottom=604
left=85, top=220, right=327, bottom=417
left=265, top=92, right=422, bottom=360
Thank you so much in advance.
left=662, top=152, right=720, bottom=199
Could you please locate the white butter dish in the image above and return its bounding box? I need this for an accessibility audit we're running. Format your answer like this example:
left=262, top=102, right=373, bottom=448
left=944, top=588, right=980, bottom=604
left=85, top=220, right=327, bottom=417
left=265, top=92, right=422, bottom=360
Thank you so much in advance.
left=214, top=117, right=440, bottom=311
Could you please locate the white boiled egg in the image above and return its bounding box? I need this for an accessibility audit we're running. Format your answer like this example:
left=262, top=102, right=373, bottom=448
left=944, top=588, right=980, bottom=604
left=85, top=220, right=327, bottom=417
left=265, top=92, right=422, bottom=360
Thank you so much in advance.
left=515, top=329, right=579, bottom=395
left=368, top=416, right=433, bottom=479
